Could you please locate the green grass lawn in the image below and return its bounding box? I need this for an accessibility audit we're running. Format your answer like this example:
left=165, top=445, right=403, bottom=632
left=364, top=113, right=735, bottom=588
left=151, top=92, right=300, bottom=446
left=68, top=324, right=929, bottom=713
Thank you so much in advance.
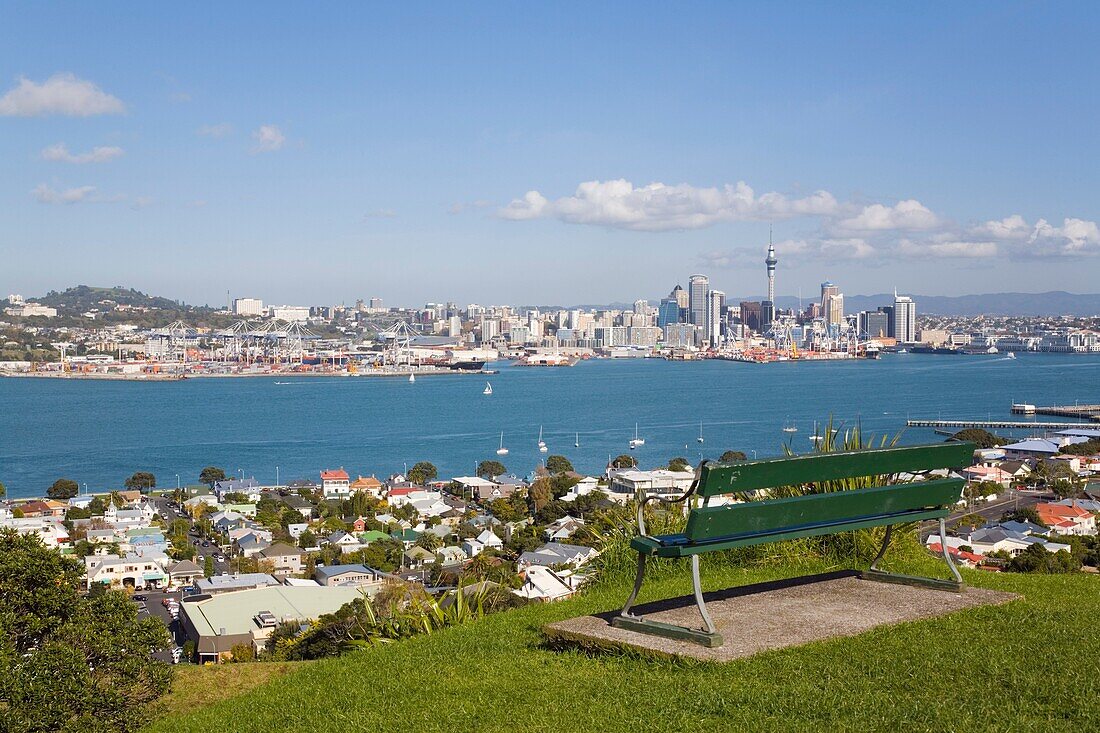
left=146, top=558, right=1100, bottom=733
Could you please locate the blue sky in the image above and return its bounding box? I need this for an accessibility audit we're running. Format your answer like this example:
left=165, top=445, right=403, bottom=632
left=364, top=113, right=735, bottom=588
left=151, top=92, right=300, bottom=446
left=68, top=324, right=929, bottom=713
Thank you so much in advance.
left=2, top=2, right=1099, bottom=307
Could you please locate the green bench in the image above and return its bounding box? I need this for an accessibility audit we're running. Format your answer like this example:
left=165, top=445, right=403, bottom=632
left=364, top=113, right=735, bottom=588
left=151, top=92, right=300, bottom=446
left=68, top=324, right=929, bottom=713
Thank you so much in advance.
left=612, top=442, right=975, bottom=647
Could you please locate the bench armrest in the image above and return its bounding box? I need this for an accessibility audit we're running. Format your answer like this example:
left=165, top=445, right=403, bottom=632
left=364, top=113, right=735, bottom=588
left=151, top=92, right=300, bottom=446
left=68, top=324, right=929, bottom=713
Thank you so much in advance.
left=635, top=461, right=707, bottom=537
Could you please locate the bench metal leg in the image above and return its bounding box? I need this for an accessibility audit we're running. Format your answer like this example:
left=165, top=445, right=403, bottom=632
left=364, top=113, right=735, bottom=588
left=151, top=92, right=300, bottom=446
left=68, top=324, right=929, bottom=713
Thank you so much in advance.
left=860, top=519, right=964, bottom=592
left=611, top=553, right=724, bottom=648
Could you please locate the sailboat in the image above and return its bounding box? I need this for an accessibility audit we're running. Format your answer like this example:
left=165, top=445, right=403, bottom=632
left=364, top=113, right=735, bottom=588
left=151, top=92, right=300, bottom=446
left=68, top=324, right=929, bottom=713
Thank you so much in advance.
left=809, top=421, right=824, bottom=444
left=1006, top=352, right=1016, bottom=360
left=408, top=373, right=415, bottom=383
left=696, top=421, right=705, bottom=443
left=537, top=426, right=548, bottom=453
left=496, top=432, right=509, bottom=456
left=574, top=432, right=580, bottom=448
left=483, top=382, right=493, bottom=395
left=629, top=423, right=645, bottom=450
left=782, top=417, right=798, bottom=433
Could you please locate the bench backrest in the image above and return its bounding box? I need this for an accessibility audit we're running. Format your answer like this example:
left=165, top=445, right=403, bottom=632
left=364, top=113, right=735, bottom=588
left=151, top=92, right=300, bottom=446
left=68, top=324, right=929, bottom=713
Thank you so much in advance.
left=683, top=442, right=974, bottom=543
left=695, top=442, right=975, bottom=497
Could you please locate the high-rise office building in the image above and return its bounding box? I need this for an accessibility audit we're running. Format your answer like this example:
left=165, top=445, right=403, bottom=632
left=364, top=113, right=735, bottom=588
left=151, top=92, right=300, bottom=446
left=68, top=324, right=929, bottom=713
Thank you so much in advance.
left=672, top=284, right=689, bottom=309
left=892, top=292, right=916, bottom=344
left=821, top=281, right=843, bottom=326
left=707, top=290, right=725, bottom=346
left=739, top=301, right=762, bottom=332
left=688, top=274, right=709, bottom=328
left=858, top=310, right=890, bottom=339
left=657, top=298, right=680, bottom=328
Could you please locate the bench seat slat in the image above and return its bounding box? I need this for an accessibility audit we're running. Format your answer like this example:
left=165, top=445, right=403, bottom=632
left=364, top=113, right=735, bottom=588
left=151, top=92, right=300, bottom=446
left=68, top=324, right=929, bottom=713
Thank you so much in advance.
left=697, top=443, right=974, bottom=497
left=686, top=478, right=963, bottom=542
left=632, top=507, right=949, bottom=558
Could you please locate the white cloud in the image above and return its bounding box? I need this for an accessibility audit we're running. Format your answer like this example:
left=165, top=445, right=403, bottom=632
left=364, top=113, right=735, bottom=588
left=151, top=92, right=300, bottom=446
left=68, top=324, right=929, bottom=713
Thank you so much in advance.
left=197, top=122, right=233, bottom=138
left=972, top=214, right=1030, bottom=240
left=251, top=124, right=286, bottom=153
left=974, top=215, right=1100, bottom=256
left=31, top=183, right=97, bottom=204
left=498, top=179, right=839, bottom=232
left=833, top=199, right=938, bottom=233
left=41, top=142, right=124, bottom=164
left=899, top=239, right=999, bottom=258
left=0, top=73, right=124, bottom=117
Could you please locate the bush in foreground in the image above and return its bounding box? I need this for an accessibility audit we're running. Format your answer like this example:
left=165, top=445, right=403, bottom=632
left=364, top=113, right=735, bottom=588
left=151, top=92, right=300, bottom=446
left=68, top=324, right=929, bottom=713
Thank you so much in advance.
left=0, top=529, right=172, bottom=733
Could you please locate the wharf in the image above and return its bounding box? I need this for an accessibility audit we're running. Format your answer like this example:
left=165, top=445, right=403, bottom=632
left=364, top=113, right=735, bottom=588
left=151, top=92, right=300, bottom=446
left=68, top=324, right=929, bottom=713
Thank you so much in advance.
left=906, top=418, right=1098, bottom=429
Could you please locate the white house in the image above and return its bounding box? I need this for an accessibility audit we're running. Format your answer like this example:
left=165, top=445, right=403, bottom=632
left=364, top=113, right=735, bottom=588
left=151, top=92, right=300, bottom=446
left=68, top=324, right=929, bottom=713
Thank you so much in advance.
left=321, top=468, right=351, bottom=499
left=513, top=565, right=577, bottom=602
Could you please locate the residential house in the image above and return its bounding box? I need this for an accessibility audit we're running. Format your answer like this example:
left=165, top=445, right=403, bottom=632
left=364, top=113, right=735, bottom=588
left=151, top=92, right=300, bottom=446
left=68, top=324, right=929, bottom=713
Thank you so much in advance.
left=436, top=546, right=466, bottom=567
left=403, top=546, right=435, bottom=569
left=257, top=542, right=307, bottom=575
left=349, top=475, right=384, bottom=499
left=961, top=465, right=1013, bottom=488
left=513, top=565, right=577, bottom=602
left=287, top=522, right=309, bottom=539
left=1035, top=502, right=1097, bottom=536
left=19, top=500, right=65, bottom=518
left=517, top=542, right=599, bottom=569
left=544, top=515, right=585, bottom=541
left=321, top=468, right=351, bottom=499
left=213, top=477, right=261, bottom=503
left=210, top=510, right=246, bottom=533
left=325, top=530, right=363, bottom=554
left=606, top=468, right=695, bottom=503
left=475, top=529, right=504, bottom=551
left=282, top=495, right=314, bottom=520
left=314, top=563, right=386, bottom=588
left=84, top=554, right=169, bottom=590
left=166, top=559, right=204, bottom=588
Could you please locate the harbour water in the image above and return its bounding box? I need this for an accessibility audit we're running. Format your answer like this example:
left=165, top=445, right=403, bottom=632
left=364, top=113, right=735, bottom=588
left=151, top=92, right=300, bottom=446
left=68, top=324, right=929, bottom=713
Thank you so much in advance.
left=1, top=353, right=1098, bottom=499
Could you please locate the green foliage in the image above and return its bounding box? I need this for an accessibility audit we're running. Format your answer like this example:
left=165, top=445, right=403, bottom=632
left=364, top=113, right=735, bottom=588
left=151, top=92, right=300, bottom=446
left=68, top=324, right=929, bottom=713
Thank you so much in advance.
left=407, top=461, right=438, bottom=485
left=487, top=493, right=529, bottom=523
left=124, top=471, right=157, bottom=491
left=47, top=477, right=79, bottom=500
left=414, top=533, right=442, bottom=552
left=298, top=530, right=317, bottom=549
left=1058, top=437, right=1100, bottom=456
left=199, top=466, right=226, bottom=487
left=667, top=456, right=690, bottom=471
left=0, top=480, right=5, bottom=499
left=265, top=581, right=503, bottom=661
left=544, top=455, right=574, bottom=474
left=1000, top=507, right=1048, bottom=528
left=949, top=428, right=1007, bottom=449
left=203, top=555, right=214, bottom=578
left=1005, top=543, right=1081, bottom=573
left=719, top=450, right=747, bottom=462
left=611, top=454, right=636, bottom=468
left=0, top=530, right=171, bottom=732
left=229, top=643, right=255, bottom=663
left=476, top=460, right=506, bottom=479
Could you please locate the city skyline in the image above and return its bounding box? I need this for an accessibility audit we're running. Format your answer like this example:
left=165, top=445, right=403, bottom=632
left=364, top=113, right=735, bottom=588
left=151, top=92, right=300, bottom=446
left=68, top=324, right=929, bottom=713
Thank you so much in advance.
left=3, top=4, right=1100, bottom=306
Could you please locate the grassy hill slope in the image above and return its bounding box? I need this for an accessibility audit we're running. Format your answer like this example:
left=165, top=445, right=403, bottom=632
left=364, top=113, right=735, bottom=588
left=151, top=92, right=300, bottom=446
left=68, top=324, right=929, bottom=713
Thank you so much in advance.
left=147, top=561, right=1100, bottom=733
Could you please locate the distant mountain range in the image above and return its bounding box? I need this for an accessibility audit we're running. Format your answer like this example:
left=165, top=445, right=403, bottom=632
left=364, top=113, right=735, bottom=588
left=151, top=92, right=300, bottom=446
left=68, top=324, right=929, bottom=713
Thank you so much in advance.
left=555, top=291, right=1100, bottom=317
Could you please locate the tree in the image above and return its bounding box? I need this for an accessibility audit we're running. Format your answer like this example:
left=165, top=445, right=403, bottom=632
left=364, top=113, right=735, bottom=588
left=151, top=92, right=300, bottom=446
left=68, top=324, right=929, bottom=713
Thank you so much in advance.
left=611, top=454, right=636, bottom=469
left=0, top=480, right=5, bottom=499
left=545, top=455, right=574, bottom=474
left=719, top=450, right=747, bottom=462
left=46, top=478, right=79, bottom=500
left=298, top=530, right=317, bottom=549
left=477, top=460, right=507, bottom=479
left=199, top=466, right=226, bottom=486
left=667, top=456, right=690, bottom=471
left=0, top=530, right=171, bottom=731
left=1001, top=507, right=1048, bottom=528
left=204, top=555, right=214, bottom=577
left=1005, top=542, right=1080, bottom=573
left=124, top=471, right=157, bottom=492
left=407, top=461, right=438, bottom=485
left=529, top=478, right=553, bottom=513
left=948, top=428, right=1007, bottom=449
left=414, top=533, right=442, bottom=552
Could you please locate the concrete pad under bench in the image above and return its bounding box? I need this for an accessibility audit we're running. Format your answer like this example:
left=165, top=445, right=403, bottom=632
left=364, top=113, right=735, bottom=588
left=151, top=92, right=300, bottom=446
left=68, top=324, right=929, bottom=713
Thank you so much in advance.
left=543, top=571, right=1018, bottom=662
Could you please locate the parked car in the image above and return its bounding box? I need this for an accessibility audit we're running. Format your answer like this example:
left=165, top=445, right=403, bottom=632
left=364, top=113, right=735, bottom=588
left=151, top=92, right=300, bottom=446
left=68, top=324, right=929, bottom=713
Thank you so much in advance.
left=133, top=594, right=146, bottom=601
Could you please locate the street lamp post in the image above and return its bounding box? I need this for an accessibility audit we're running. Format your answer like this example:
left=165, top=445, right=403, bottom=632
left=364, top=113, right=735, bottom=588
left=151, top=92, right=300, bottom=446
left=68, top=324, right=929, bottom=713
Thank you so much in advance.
left=276, top=466, right=280, bottom=488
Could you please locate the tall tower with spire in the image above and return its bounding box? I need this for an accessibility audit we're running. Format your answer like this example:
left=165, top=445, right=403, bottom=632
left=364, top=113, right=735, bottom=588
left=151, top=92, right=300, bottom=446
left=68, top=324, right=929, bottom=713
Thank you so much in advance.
left=762, top=229, right=778, bottom=330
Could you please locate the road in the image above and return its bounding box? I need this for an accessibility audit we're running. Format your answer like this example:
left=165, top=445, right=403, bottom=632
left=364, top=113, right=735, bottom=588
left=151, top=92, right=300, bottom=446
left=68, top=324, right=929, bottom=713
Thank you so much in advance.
left=133, top=588, right=185, bottom=663
left=150, top=495, right=231, bottom=576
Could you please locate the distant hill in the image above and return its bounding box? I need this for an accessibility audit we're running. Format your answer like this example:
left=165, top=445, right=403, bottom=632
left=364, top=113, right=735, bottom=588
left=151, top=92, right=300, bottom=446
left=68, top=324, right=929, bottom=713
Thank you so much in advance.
left=36, top=285, right=185, bottom=312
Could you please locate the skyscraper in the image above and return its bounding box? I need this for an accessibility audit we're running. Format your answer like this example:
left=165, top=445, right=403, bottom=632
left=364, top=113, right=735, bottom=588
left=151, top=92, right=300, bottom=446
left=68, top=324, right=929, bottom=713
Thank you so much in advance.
left=761, top=239, right=778, bottom=330
left=688, top=274, right=709, bottom=328
left=821, top=281, right=843, bottom=326
left=707, top=289, right=725, bottom=346
left=657, top=298, right=680, bottom=328
left=892, top=291, right=916, bottom=344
